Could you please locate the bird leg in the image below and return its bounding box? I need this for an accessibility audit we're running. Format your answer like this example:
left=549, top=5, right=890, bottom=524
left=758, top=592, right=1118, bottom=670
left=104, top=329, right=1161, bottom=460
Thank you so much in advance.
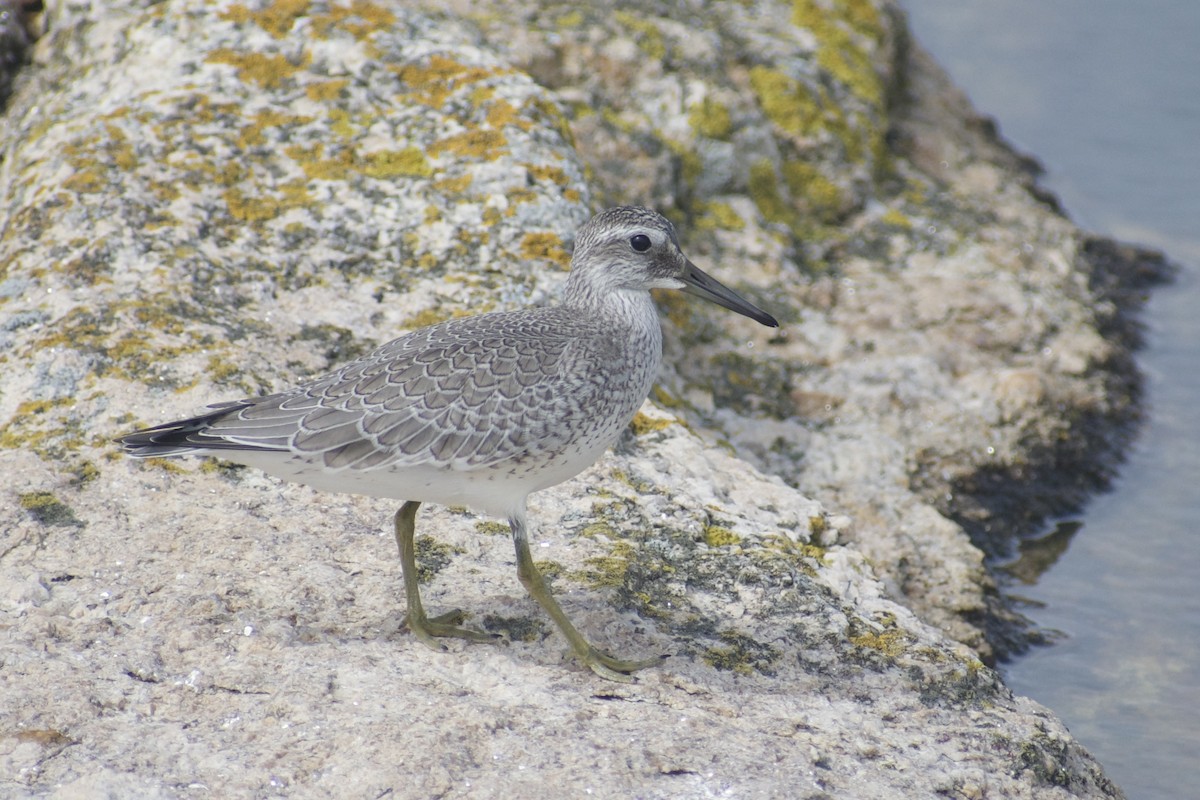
left=394, top=501, right=495, bottom=647
left=509, top=513, right=665, bottom=682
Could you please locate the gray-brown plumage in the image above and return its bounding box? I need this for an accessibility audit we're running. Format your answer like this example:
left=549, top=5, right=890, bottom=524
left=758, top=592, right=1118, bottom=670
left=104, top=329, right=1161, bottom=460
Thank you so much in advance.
left=118, top=206, right=777, bottom=681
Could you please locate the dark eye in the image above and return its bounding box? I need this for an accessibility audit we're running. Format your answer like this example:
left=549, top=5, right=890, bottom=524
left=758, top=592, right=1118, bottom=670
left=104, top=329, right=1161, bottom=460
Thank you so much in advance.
left=630, top=234, right=652, bottom=252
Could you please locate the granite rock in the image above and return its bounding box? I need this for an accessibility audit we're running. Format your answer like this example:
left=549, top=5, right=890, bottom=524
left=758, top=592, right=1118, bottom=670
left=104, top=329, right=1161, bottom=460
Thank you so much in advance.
left=0, top=1, right=1136, bottom=797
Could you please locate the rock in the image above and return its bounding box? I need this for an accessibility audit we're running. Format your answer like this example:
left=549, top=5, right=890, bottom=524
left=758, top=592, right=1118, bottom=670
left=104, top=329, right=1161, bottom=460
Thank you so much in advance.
left=0, top=1, right=1138, bottom=797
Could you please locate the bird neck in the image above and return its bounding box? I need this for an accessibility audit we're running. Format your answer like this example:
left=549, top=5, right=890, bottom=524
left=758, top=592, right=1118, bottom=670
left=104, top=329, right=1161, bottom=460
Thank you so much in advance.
left=564, top=275, right=659, bottom=328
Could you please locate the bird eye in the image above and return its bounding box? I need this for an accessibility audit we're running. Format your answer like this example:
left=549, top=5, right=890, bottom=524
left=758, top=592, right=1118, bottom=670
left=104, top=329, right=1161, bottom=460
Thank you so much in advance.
left=630, top=234, right=652, bottom=252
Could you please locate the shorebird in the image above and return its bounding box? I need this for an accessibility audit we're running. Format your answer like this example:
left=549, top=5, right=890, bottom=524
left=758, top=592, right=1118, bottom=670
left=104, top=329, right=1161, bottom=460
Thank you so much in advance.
left=117, top=206, right=778, bottom=681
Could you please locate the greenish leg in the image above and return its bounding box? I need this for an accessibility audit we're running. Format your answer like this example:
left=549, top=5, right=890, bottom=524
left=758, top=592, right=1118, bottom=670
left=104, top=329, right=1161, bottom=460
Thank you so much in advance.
left=394, top=501, right=496, bottom=648
left=510, top=513, right=666, bottom=682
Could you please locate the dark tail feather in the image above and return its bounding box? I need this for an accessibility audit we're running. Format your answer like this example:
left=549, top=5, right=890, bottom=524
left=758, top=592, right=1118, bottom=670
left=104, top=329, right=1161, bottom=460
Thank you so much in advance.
left=116, top=401, right=268, bottom=457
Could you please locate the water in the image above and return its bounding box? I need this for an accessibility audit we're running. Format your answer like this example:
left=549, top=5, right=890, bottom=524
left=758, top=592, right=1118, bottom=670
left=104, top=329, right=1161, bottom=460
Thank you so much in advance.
left=899, top=2, right=1200, bottom=798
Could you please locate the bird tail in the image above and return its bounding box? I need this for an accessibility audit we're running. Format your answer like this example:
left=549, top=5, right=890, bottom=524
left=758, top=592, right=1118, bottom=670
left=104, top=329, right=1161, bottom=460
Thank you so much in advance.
left=115, top=402, right=256, bottom=458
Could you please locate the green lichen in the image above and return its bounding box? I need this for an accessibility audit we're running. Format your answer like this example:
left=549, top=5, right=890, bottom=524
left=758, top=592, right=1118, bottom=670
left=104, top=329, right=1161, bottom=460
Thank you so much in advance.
left=474, top=520, right=511, bottom=536
left=688, top=96, right=734, bottom=141
left=748, top=66, right=823, bottom=139
left=808, top=514, right=828, bottom=539
left=782, top=160, right=847, bottom=222
left=702, top=525, right=740, bottom=548
left=664, top=138, right=704, bottom=189
left=576, top=541, right=637, bottom=589
left=1014, top=732, right=1076, bottom=788
left=19, top=491, right=82, bottom=528
left=286, top=142, right=353, bottom=181
left=748, top=158, right=794, bottom=229
left=69, top=460, right=101, bottom=487
left=694, top=201, right=746, bottom=232
left=0, top=398, right=87, bottom=460
left=577, top=521, right=620, bottom=539
left=791, top=0, right=885, bottom=108
left=847, top=613, right=910, bottom=660
left=702, top=630, right=781, bottom=675
left=611, top=469, right=658, bottom=495
left=485, top=98, right=532, bottom=131
left=880, top=207, right=912, bottom=228
left=198, top=459, right=247, bottom=480
left=613, top=11, right=667, bottom=60
left=709, top=350, right=796, bottom=418
left=296, top=322, right=371, bottom=366
left=650, top=385, right=683, bottom=409
left=414, top=534, right=462, bottom=583
left=917, top=657, right=1002, bottom=709
left=555, top=9, right=584, bottom=28
left=482, top=613, right=546, bottom=642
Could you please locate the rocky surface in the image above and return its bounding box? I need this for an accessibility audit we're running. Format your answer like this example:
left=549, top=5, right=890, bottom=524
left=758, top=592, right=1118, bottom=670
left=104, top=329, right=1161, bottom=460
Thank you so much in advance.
left=0, top=1, right=1145, bottom=797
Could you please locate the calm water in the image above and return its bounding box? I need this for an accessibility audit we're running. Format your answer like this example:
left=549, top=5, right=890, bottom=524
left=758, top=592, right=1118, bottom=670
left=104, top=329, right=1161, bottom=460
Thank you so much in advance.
left=900, top=2, right=1200, bottom=798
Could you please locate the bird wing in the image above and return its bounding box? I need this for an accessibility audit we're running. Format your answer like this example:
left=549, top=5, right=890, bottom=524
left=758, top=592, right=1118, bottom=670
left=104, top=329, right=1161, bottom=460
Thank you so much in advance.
left=184, top=309, right=614, bottom=472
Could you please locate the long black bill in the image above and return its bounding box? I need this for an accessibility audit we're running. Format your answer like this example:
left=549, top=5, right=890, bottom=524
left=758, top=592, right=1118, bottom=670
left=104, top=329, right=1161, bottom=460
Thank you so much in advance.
left=679, top=259, right=779, bottom=328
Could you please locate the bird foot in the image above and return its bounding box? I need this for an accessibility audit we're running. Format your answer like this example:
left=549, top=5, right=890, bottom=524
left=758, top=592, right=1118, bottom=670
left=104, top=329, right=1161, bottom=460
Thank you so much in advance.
left=579, top=647, right=669, bottom=683
left=405, top=608, right=499, bottom=651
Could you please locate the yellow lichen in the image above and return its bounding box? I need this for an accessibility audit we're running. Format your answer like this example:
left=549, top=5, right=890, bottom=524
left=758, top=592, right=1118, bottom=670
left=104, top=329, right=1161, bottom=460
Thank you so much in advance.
left=394, top=55, right=501, bottom=108
left=433, top=174, right=473, bottom=194
left=525, top=164, right=570, bottom=186
left=286, top=142, right=354, bottom=180
left=518, top=231, right=570, bottom=269
left=305, top=78, right=349, bottom=102
left=429, top=130, right=507, bottom=161
left=222, top=183, right=314, bottom=222
left=486, top=98, right=531, bottom=131
left=312, top=0, right=399, bottom=40
left=63, top=169, right=105, bottom=193
left=205, top=49, right=313, bottom=90
left=628, top=411, right=673, bottom=436
left=236, top=109, right=313, bottom=149
left=219, top=0, right=309, bottom=39
left=359, top=148, right=433, bottom=178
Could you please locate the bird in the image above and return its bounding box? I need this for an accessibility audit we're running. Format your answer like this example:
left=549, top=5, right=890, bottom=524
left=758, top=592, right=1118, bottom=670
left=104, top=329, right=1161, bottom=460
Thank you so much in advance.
left=117, top=206, right=779, bottom=681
